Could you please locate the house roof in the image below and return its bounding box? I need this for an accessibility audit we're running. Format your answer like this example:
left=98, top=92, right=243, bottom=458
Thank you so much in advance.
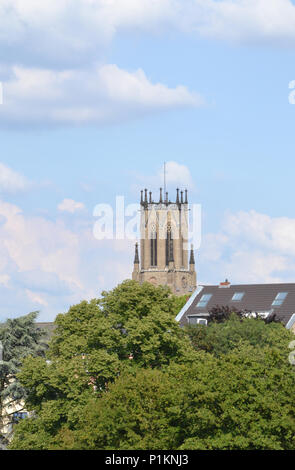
left=177, top=283, right=295, bottom=328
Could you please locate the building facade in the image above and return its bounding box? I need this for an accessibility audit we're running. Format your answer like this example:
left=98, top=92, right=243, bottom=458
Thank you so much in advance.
left=132, top=188, right=197, bottom=296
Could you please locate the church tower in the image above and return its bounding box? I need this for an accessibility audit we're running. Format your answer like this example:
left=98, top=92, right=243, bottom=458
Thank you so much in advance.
left=132, top=188, right=197, bottom=295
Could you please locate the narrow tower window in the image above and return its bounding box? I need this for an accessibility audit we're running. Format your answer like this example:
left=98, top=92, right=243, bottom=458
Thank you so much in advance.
left=151, top=231, right=157, bottom=266
left=166, top=224, right=173, bottom=266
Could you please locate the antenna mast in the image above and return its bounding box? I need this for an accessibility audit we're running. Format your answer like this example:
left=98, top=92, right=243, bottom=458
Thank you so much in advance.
left=164, top=162, right=166, bottom=196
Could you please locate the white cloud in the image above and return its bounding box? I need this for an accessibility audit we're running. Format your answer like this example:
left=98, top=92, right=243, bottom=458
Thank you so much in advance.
left=200, top=210, right=295, bottom=284
left=25, top=289, right=48, bottom=307
left=224, top=210, right=295, bottom=255
left=189, top=0, right=295, bottom=46
left=3, top=1, right=293, bottom=128
left=0, top=274, right=10, bottom=287
left=0, top=0, right=177, bottom=66
left=0, top=199, right=134, bottom=321
left=0, top=64, right=201, bottom=126
left=58, top=199, right=85, bottom=214
left=132, top=161, right=194, bottom=198
left=163, top=161, right=195, bottom=189
left=3, top=200, right=295, bottom=320
left=0, top=162, right=30, bottom=193
left=0, top=0, right=295, bottom=69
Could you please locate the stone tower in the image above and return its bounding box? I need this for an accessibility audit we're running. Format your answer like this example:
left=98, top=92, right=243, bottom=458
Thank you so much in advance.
left=132, top=188, right=197, bottom=295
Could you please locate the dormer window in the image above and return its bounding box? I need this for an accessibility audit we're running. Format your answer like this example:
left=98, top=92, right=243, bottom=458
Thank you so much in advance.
left=231, top=292, right=245, bottom=302
left=272, top=292, right=288, bottom=306
left=196, top=294, right=212, bottom=308
left=188, top=316, right=208, bottom=326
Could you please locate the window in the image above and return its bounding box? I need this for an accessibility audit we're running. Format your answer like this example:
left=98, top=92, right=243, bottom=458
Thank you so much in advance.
left=272, top=292, right=288, bottom=306
left=165, top=228, right=173, bottom=266
left=12, top=412, right=28, bottom=424
left=188, top=316, right=208, bottom=326
left=150, top=232, right=157, bottom=266
left=231, top=292, right=245, bottom=301
left=196, top=294, right=212, bottom=308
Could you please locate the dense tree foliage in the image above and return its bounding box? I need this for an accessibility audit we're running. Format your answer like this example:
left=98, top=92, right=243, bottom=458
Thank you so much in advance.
left=0, top=312, right=46, bottom=441
left=9, top=282, right=295, bottom=450
left=10, top=281, right=192, bottom=448
left=186, top=312, right=292, bottom=356
left=13, top=343, right=295, bottom=450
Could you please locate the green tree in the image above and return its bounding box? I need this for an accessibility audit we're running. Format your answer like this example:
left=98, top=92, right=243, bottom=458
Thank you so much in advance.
left=22, top=341, right=295, bottom=451
left=11, top=285, right=295, bottom=450
left=49, top=280, right=189, bottom=368
left=185, top=313, right=293, bottom=356
left=177, top=343, right=295, bottom=450
left=170, top=294, right=189, bottom=316
left=0, top=312, right=46, bottom=441
left=10, top=281, right=192, bottom=449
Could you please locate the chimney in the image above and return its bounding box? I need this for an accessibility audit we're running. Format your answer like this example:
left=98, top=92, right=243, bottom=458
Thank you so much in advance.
left=219, top=279, right=230, bottom=288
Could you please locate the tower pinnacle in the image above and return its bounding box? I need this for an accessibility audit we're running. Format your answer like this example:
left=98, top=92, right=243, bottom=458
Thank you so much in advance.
left=134, top=242, right=139, bottom=264
left=189, top=244, right=195, bottom=265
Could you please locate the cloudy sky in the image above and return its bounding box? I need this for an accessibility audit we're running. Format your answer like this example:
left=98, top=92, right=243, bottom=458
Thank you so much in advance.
left=1, top=0, right=295, bottom=321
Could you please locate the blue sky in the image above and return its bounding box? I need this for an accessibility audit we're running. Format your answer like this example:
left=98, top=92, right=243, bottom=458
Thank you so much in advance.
left=1, top=0, right=295, bottom=321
